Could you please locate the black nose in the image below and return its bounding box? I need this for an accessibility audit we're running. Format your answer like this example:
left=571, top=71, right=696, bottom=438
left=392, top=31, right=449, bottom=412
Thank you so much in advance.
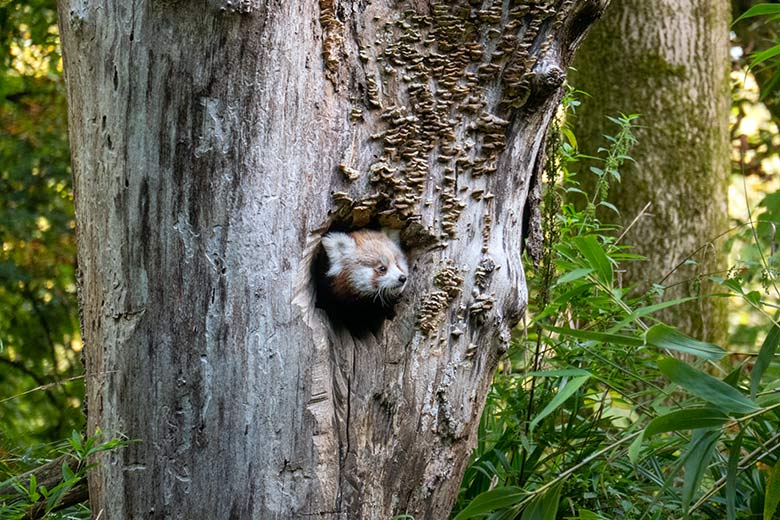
left=399, top=275, right=407, bottom=283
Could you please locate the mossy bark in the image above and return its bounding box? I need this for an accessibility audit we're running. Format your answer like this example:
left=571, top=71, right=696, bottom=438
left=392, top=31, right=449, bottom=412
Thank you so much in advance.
left=571, top=0, right=730, bottom=345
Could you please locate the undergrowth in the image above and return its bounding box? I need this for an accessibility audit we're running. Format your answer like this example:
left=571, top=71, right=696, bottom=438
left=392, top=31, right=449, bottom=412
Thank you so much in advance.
left=452, top=87, right=780, bottom=520
left=0, top=431, right=128, bottom=519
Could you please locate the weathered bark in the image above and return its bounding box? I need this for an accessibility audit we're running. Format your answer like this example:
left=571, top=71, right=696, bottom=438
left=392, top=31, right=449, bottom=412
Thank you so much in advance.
left=571, top=0, right=730, bottom=345
left=57, top=1, right=606, bottom=518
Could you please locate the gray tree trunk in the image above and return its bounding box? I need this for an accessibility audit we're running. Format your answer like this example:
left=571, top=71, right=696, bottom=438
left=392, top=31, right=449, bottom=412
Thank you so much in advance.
left=57, top=1, right=606, bottom=518
left=571, top=0, right=731, bottom=345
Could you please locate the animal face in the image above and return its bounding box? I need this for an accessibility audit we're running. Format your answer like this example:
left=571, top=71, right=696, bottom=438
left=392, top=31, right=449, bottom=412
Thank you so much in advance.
left=350, top=249, right=408, bottom=301
left=321, top=229, right=408, bottom=303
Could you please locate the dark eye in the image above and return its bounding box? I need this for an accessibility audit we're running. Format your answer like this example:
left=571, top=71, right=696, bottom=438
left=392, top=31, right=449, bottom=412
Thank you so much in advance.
left=378, top=265, right=388, bottom=273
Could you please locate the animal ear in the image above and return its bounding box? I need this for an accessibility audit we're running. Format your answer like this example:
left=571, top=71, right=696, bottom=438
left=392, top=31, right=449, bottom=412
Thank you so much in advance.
left=321, top=232, right=356, bottom=263
left=383, top=228, right=402, bottom=246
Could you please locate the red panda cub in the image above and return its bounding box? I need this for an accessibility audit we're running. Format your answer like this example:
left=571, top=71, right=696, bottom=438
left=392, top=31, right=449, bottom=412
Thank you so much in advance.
left=317, top=229, right=408, bottom=335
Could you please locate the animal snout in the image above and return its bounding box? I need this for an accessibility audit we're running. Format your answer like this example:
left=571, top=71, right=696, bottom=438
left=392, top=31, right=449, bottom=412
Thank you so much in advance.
left=398, top=275, right=407, bottom=284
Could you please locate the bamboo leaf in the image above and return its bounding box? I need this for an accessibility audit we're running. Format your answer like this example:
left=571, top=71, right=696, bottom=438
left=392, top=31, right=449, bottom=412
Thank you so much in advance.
left=765, top=461, right=780, bottom=520
left=452, top=487, right=527, bottom=520
left=631, top=297, right=698, bottom=318
left=525, top=369, right=591, bottom=378
left=646, top=324, right=725, bottom=360
left=727, top=429, right=744, bottom=520
left=751, top=324, right=780, bottom=399
left=576, top=511, right=610, bottom=520
left=682, top=430, right=721, bottom=514
left=572, top=236, right=613, bottom=286
left=487, top=509, right=519, bottom=520
left=644, top=408, right=729, bottom=437
left=555, top=268, right=594, bottom=285
left=750, top=45, right=780, bottom=69
left=734, top=4, right=780, bottom=23
left=546, top=325, right=644, bottom=346
left=529, top=376, right=590, bottom=431
left=659, top=358, right=759, bottom=414
left=628, top=432, right=644, bottom=465
left=520, top=482, right=563, bottom=520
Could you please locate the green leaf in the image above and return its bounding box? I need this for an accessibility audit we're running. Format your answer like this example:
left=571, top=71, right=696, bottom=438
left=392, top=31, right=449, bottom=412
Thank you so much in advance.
left=61, top=462, right=76, bottom=483
left=658, top=358, right=759, bottom=414
left=727, top=429, right=744, bottom=520
left=682, top=430, right=721, bottom=513
left=561, top=127, right=577, bottom=149
left=630, top=297, right=698, bottom=318
left=28, top=474, right=39, bottom=502
left=452, top=487, right=527, bottom=520
left=525, top=369, right=591, bottom=378
left=765, top=460, right=780, bottom=520
left=546, top=325, right=644, bottom=347
left=68, top=430, right=83, bottom=456
left=628, top=432, right=644, bottom=465
left=713, top=277, right=745, bottom=294
left=572, top=236, right=613, bottom=286
left=734, top=4, right=780, bottom=23
left=532, top=284, right=591, bottom=322
left=555, top=268, right=594, bottom=285
left=598, top=201, right=619, bottom=215
left=645, top=324, right=726, bottom=360
left=752, top=324, right=780, bottom=399
left=576, top=511, right=610, bottom=520
left=530, top=375, right=590, bottom=431
left=724, top=365, right=744, bottom=387
left=751, top=45, right=780, bottom=69
left=520, top=482, right=563, bottom=520
left=746, top=290, right=762, bottom=306
left=486, top=511, right=518, bottom=520
left=644, top=408, right=729, bottom=437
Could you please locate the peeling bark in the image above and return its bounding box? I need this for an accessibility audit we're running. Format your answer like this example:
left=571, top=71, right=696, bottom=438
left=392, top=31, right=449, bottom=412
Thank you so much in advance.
left=57, top=0, right=606, bottom=517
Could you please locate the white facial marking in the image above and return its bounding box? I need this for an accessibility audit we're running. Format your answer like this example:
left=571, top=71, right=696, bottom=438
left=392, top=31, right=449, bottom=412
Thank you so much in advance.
left=322, top=232, right=356, bottom=277
left=349, top=266, right=376, bottom=297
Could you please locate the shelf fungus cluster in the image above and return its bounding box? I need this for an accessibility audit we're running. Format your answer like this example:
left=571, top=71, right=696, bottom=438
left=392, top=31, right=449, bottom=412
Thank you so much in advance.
left=325, top=0, right=571, bottom=334
left=418, top=261, right=464, bottom=335
left=319, top=0, right=344, bottom=81
left=331, top=0, right=562, bottom=228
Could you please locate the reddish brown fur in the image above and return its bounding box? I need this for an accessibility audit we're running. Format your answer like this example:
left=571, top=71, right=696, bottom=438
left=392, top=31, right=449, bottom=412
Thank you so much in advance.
left=328, top=230, right=402, bottom=301
left=330, top=270, right=357, bottom=300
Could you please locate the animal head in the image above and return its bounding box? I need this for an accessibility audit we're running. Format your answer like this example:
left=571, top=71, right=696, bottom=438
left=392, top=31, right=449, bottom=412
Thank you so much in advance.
left=321, top=229, right=408, bottom=303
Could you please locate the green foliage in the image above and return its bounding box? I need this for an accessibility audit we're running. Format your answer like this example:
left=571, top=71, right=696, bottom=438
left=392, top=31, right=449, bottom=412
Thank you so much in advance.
left=454, top=87, right=780, bottom=519
left=0, top=431, right=129, bottom=519
left=731, top=2, right=780, bottom=181
left=734, top=4, right=780, bottom=74
left=0, top=0, right=83, bottom=450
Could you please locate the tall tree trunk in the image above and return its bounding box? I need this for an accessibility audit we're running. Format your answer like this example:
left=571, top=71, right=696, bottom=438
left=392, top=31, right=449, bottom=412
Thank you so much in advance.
left=57, top=1, right=606, bottom=517
left=570, top=0, right=731, bottom=345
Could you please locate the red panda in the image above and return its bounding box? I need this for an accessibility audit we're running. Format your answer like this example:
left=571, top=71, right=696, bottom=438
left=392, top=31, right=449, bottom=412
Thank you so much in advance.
left=316, top=229, right=408, bottom=334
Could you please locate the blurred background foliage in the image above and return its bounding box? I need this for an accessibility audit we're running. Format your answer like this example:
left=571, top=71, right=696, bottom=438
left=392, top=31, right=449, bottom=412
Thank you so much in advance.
left=2, top=0, right=780, bottom=517
left=0, top=0, right=83, bottom=456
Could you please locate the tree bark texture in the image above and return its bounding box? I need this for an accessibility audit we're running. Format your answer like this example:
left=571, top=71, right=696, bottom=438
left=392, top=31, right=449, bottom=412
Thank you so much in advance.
left=571, top=0, right=730, bottom=345
left=57, top=1, right=606, bottom=518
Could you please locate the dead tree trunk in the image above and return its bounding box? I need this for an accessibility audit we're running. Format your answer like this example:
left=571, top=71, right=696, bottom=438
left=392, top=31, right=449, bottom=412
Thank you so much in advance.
left=57, top=1, right=607, bottom=518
